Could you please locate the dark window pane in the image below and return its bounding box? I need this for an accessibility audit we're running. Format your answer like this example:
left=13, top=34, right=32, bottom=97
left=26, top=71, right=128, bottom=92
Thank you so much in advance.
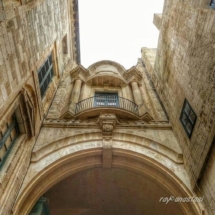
left=37, top=53, right=54, bottom=98
left=181, top=113, right=187, bottom=125
left=50, top=67, right=54, bottom=77
left=180, top=99, right=197, bottom=138
left=184, top=103, right=190, bottom=114
left=45, top=60, right=49, bottom=71
left=189, top=110, right=196, bottom=123
left=49, top=55, right=52, bottom=65
left=94, top=93, right=118, bottom=107
left=186, top=122, right=192, bottom=135
left=38, top=72, right=43, bottom=83
left=42, top=67, right=46, bottom=78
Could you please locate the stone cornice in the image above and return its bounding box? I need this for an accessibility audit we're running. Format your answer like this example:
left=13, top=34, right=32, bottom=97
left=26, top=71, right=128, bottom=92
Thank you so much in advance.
left=43, top=117, right=171, bottom=129
left=88, top=60, right=126, bottom=76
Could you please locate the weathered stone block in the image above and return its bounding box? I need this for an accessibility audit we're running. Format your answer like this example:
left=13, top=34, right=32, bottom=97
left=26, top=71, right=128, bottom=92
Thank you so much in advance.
left=153, top=13, right=162, bottom=30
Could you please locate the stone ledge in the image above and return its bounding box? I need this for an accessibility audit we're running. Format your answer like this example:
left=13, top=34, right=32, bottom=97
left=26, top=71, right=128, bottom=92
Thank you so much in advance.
left=153, top=13, right=162, bottom=30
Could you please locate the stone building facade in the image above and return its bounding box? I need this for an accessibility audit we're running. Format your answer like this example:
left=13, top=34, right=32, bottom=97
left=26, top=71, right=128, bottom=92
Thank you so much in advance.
left=0, top=0, right=214, bottom=215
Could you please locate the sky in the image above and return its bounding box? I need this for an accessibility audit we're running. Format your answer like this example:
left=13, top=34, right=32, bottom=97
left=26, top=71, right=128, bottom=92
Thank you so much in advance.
left=79, top=0, right=164, bottom=69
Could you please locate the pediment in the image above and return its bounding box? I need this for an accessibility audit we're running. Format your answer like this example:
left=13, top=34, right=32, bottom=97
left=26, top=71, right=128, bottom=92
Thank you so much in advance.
left=60, top=104, right=75, bottom=119
left=123, top=66, right=142, bottom=81
left=140, top=112, right=154, bottom=122
left=70, top=65, right=90, bottom=81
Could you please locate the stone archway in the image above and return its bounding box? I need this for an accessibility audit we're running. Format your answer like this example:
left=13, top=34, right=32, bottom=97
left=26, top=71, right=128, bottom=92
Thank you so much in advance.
left=43, top=167, right=189, bottom=215
left=12, top=138, right=202, bottom=215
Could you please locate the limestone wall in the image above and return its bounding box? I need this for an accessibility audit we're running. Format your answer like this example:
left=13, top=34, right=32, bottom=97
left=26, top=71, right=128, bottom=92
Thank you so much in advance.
left=142, top=0, right=215, bottom=214
left=0, top=0, right=71, bottom=113
left=0, top=0, right=75, bottom=214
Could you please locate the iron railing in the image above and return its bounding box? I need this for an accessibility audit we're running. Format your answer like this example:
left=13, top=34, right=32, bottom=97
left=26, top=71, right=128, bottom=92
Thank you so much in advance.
left=75, top=96, right=139, bottom=115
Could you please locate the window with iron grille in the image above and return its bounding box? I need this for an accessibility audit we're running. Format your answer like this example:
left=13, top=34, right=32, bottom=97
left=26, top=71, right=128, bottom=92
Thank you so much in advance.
left=37, top=54, right=54, bottom=98
left=0, top=114, right=19, bottom=169
left=180, top=99, right=197, bottom=138
left=94, top=93, right=119, bottom=106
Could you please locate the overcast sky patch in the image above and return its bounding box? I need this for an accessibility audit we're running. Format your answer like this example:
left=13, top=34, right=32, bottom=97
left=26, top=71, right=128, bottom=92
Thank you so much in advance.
left=79, top=0, right=164, bottom=69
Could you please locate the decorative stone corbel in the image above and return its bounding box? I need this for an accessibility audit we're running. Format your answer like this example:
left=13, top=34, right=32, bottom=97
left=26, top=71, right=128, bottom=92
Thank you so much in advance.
left=98, top=113, right=117, bottom=168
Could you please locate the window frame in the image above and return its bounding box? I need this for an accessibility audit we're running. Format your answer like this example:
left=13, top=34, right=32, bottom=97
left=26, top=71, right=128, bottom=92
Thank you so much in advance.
left=0, top=89, right=35, bottom=171
left=37, top=54, right=54, bottom=98
left=94, top=92, right=119, bottom=107
left=210, top=0, right=215, bottom=9
left=0, top=115, right=20, bottom=169
left=180, top=99, right=197, bottom=138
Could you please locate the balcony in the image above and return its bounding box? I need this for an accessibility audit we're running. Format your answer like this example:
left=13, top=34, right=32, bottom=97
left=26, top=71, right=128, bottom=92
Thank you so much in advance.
left=75, top=96, right=139, bottom=118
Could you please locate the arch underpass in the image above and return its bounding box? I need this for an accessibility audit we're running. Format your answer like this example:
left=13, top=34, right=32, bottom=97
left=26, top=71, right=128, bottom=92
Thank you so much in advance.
left=12, top=129, right=202, bottom=215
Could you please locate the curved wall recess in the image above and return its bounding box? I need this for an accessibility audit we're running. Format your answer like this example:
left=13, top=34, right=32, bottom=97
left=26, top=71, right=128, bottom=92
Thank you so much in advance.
left=88, top=60, right=126, bottom=76
left=86, top=75, right=127, bottom=87
left=13, top=136, right=202, bottom=215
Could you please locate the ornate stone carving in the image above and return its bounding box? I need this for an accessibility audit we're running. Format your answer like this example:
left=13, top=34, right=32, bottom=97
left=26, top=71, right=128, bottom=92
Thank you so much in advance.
left=103, top=123, right=113, bottom=132
left=103, top=137, right=112, bottom=147
left=98, top=113, right=116, bottom=136
left=98, top=113, right=117, bottom=168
